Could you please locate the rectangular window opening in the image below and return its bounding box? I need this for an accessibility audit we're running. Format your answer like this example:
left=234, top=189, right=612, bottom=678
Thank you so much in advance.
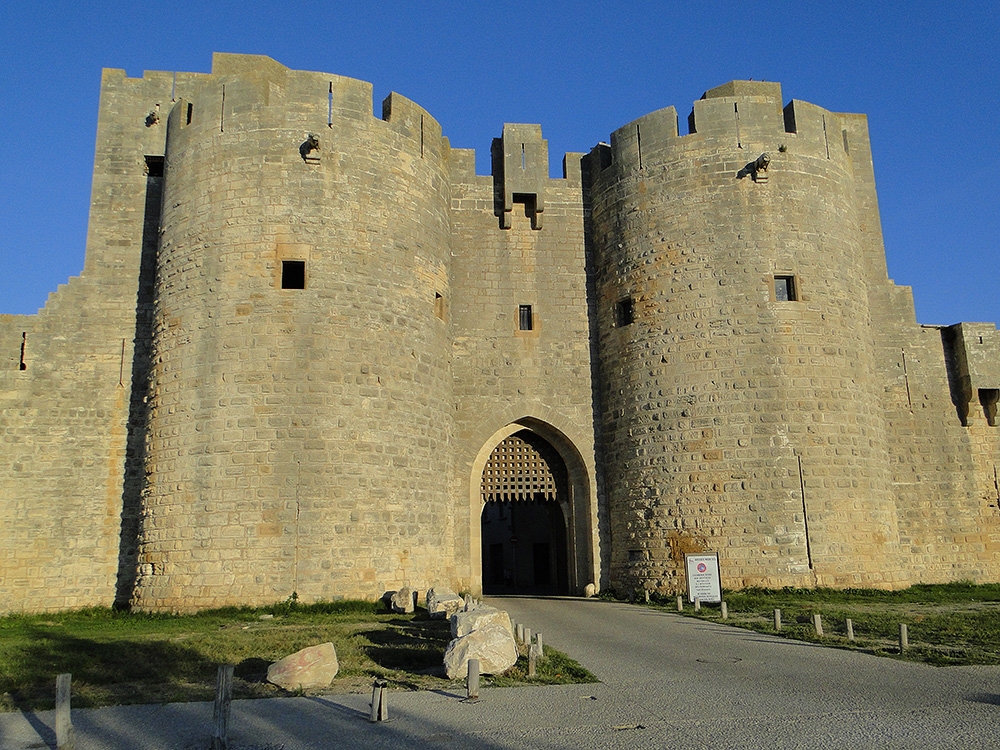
left=281, top=260, right=306, bottom=290
left=518, top=304, right=533, bottom=331
left=144, top=155, right=164, bottom=177
left=616, top=296, right=635, bottom=327
left=434, top=292, right=445, bottom=321
left=186, top=102, right=193, bottom=125
left=774, top=275, right=797, bottom=302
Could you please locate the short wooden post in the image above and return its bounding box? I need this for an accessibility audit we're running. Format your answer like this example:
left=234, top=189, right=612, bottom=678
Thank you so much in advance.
left=676, top=595, right=684, bottom=612
left=899, top=623, right=908, bottom=652
left=644, top=590, right=650, bottom=603
left=694, top=597, right=701, bottom=612
left=370, top=678, right=389, bottom=722
left=535, top=632, right=543, bottom=659
left=466, top=658, right=480, bottom=700
left=774, top=608, right=782, bottom=631
left=813, top=613, right=823, bottom=636
left=211, top=664, right=234, bottom=750
left=523, top=627, right=531, bottom=647
left=528, top=643, right=541, bottom=677
left=55, top=673, right=74, bottom=750
left=720, top=601, right=728, bottom=620
left=846, top=618, right=855, bottom=641
left=516, top=623, right=524, bottom=643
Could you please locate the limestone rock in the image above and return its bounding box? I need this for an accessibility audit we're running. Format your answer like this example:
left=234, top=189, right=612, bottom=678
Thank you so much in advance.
left=390, top=586, right=415, bottom=613
left=451, top=605, right=514, bottom=640
left=427, top=586, right=464, bottom=619
left=443, top=622, right=518, bottom=679
left=267, top=642, right=339, bottom=690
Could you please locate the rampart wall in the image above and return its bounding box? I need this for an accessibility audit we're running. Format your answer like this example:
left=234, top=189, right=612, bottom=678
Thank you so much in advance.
left=0, top=56, right=997, bottom=613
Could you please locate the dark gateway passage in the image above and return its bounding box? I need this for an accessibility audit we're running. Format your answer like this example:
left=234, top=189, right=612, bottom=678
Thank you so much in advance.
left=480, top=431, right=570, bottom=594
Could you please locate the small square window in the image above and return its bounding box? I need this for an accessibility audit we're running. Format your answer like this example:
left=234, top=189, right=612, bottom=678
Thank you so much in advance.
left=144, top=155, right=164, bottom=177
left=615, top=297, right=634, bottom=326
left=281, top=260, right=306, bottom=289
left=518, top=304, right=533, bottom=331
left=774, top=275, right=797, bottom=302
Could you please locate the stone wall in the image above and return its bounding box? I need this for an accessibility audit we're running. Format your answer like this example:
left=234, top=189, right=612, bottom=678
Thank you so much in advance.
left=0, top=55, right=997, bottom=613
left=134, top=55, right=458, bottom=610
left=448, top=126, right=602, bottom=594
left=0, top=68, right=182, bottom=611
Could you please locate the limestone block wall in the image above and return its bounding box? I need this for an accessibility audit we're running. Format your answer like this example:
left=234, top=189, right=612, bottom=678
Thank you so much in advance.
left=878, top=320, right=1000, bottom=582
left=133, top=54, right=457, bottom=610
left=0, top=68, right=190, bottom=612
left=448, top=130, right=602, bottom=594
left=2, top=55, right=998, bottom=614
left=587, top=82, right=907, bottom=593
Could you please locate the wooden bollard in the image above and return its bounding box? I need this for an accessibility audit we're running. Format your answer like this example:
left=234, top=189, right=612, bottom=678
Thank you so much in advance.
left=899, top=623, right=908, bottom=652
left=846, top=618, right=855, bottom=641
left=676, top=595, right=684, bottom=612
left=523, top=627, right=532, bottom=647
left=694, top=597, right=701, bottom=612
left=516, top=623, right=524, bottom=643
left=370, top=678, right=389, bottom=722
left=466, top=658, right=480, bottom=700
left=528, top=643, right=541, bottom=677
left=813, top=613, right=823, bottom=636
left=644, top=590, right=650, bottom=604
left=774, top=609, right=782, bottom=631
left=211, top=665, right=234, bottom=750
left=55, top=673, right=74, bottom=750
left=535, top=632, right=544, bottom=659
left=720, top=601, right=728, bottom=620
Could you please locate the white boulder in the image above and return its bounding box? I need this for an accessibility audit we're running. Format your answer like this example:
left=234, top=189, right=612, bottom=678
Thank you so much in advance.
left=266, top=642, right=339, bottom=690
left=427, top=586, right=464, bottom=619
left=389, top=586, right=415, bottom=613
left=450, top=605, right=514, bottom=640
left=443, top=622, right=518, bottom=679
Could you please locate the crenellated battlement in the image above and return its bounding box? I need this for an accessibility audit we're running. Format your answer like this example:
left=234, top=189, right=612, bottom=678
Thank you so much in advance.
left=591, top=81, right=863, bottom=179
left=3, top=55, right=997, bottom=615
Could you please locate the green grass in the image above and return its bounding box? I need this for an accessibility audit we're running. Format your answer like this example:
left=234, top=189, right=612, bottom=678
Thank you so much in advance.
left=632, top=582, right=1000, bottom=666
left=0, top=601, right=595, bottom=712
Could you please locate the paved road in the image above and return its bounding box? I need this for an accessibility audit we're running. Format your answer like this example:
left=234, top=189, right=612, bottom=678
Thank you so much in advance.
left=1, top=597, right=999, bottom=748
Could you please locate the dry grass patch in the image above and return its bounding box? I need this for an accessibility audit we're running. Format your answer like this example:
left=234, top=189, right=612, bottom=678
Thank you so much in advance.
left=0, top=600, right=595, bottom=711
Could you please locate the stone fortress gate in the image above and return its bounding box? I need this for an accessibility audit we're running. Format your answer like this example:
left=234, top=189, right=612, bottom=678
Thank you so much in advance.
left=1, top=54, right=997, bottom=613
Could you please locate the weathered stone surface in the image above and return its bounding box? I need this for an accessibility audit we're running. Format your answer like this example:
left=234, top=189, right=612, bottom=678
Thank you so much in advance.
left=1, top=53, right=999, bottom=616
left=427, top=587, right=464, bottom=619
left=451, top=605, right=514, bottom=639
left=266, top=643, right=339, bottom=690
left=443, top=622, right=518, bottom=679
left=389, top=587, right=415, bottom=614
left=584, top=583, right=596, bottom=598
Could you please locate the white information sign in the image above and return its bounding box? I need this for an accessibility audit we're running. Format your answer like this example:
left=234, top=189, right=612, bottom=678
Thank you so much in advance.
left=684, top=552, right=721, bottom=604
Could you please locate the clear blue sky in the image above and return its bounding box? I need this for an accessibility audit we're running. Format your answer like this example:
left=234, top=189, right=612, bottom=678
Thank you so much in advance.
left=1, top=1, right=997, bottom=324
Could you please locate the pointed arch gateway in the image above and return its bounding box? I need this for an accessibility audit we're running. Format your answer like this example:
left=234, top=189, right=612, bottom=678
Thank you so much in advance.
left=470, top=418, right=597, bottom=595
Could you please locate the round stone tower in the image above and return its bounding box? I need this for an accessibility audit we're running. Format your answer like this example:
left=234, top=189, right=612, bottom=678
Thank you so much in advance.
left=134, top=54, right=455, bottom=610
left=587, top=81, right=906, bottom=593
